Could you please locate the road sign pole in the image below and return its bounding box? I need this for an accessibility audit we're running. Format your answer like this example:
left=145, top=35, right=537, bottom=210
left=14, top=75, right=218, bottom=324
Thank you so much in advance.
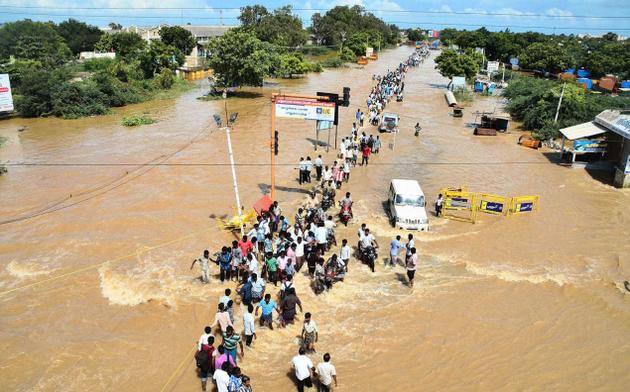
left=271, top=94, right=277, bottom=200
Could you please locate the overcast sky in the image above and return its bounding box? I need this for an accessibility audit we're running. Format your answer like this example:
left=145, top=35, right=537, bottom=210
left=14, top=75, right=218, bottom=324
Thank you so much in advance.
left=1, top=0, right=629, bottom=35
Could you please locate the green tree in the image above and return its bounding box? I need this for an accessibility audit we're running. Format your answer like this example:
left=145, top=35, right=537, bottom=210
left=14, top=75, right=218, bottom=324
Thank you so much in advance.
left=138, top=41, right=184, bottom=78
left=206, top=29, right=277, bottom=89
left=434, top=49, right=479, bottom=80
left=0, top=19, right=71, bottom=65
left=406, top=28, right=426, bottom=42
left=108, top=23, right=123, bottom=31
left=14, top=67, right=71, bottom=117
left=95, top=33, right=114, bottom=52
left=55, top=18, right=103, bottom=55
left=159, top=26, right=197, bottom=55
left=238, top=5, right=269, bottom=26
left=277, top=53, right=309, bottom=78
left=310, top=5, right=398, bottom=47
left=0, top=59, right=42, bottom=90
left=454, top=29, right=487, bottom=49
left=519, top=42, right=574, bottom=73
left=239, top=5, right=307, bottom=47
left=111, top=32, right=146, bottom=60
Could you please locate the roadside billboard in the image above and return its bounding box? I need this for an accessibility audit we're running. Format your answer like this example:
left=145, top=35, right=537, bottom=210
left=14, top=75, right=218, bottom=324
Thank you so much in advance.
left=275, top=98, right=335, bottom=122
left=0, top=74, right=14, bottom=113
left=573, top=139, right=607, bottom=153
left=487, top=61, right=500, bottom=74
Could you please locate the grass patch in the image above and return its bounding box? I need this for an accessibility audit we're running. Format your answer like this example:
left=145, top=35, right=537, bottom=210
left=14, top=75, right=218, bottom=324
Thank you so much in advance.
left=122, top=115, right=156, bottom=127
left=453, top=90, right=474, bottom=103
left=319, top=56, right=348, bottom=68
left=148, top=78, right=195, bottom=101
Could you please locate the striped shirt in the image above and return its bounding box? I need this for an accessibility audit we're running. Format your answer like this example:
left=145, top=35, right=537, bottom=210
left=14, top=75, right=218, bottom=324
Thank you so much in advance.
left=222, top=332, right=241, bottom=350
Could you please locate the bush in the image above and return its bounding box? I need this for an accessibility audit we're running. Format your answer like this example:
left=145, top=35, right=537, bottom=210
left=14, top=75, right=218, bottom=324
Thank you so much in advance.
left=82, top=57, right=114, bottom=72
left=122, top=115, right=156, bottom=126
left=308, top=62, right=323, bottom=73
left=154, top=67, right=174, bottom=89
left=299, top=45, right=336, bottom=56
left=319, top=56, right=345, bottom=68
left=339, top=47, right=356, bottom=62
left=51, top=81, right=110, bottom=119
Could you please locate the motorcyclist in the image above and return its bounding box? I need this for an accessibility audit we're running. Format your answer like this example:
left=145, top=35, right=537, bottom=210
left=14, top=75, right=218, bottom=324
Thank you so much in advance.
left=359, top=228, right=378, bottom=254
left=340, top=192, right=353, bottom=216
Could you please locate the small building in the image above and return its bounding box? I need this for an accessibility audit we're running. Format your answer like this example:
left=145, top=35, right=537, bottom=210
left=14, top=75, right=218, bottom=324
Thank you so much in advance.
left=559, top=109, right=630, bottom=187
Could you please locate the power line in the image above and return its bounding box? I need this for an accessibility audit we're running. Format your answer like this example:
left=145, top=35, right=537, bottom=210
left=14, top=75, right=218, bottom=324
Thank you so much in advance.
left=2, top=161, right=551, bottom=167
left=1, top=11, right=627, bottom=31
left=0, top=4, right=628, bottom=19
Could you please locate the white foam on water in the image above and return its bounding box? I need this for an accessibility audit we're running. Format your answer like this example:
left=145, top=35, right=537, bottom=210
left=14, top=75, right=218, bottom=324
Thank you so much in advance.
left=97, top=252, right=212, bottom=307
left=6, top=260, right=57, bottom=279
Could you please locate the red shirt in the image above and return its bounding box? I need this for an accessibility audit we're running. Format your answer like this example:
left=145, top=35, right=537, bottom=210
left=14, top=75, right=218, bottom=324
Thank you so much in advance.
left=362, top=146, right=371, bottom=157
left=238, top=240, right=253, bottom=257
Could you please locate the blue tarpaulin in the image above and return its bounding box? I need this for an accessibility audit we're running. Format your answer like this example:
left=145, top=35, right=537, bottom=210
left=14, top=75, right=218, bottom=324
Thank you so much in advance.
left=577, top=78, right=592, bottom=90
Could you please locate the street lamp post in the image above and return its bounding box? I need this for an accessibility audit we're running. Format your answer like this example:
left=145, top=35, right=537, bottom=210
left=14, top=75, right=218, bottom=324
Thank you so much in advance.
left=213, top=112, right=245, bottom=237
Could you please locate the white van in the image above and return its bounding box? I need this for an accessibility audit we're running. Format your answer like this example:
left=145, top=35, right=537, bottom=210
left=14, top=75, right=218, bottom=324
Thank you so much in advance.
left=388, top=179, right=429, bottom=231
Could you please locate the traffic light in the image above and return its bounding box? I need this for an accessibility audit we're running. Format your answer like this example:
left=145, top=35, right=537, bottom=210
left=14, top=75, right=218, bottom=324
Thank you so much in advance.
left=342, top=87, right=350, bottom=107
left=274, top=130, right=279, bottom=156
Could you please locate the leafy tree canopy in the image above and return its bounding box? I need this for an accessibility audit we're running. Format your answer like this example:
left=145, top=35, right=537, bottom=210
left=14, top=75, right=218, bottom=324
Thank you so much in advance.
left=206, top=28, right=277, bottom=88
left=55, top=18, right=103, bottom=55
left=519, top=42, right=575, bottom=73
left=406, top=28, right=426, bottom=42
left=111, top=32, right=147, bottom=60
left=434, top=49, right=479, bottom=80
left=0, top=19, right=71, bottom=66
left=159, top=26, right=197, bottom=55
left=139, top=40, right=184, bottom=78
left=239, top=5, right=307, bottom=47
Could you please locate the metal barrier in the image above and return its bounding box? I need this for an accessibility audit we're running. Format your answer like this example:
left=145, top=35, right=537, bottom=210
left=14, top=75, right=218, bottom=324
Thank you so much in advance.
left=509, top=195, right=540, bottom=215
left=440, top=187, right=478, bottom=223
left=477, top=193, right=510, bottom=216
left=439, top=187, right=539, bottom=223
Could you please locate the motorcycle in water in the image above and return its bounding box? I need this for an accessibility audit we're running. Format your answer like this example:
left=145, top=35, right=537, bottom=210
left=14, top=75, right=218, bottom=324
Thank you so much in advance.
left=311, top=274, right=327, bottom=295
left=358, top=245, right=378, bottom=272
left=338, top=203, right=352, bottom=226
left=321, top=189, right=334, bottom=211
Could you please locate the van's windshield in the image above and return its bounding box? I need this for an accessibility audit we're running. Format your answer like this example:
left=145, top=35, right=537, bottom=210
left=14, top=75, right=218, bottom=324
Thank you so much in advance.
left=395, top=194, right=425, bottom=207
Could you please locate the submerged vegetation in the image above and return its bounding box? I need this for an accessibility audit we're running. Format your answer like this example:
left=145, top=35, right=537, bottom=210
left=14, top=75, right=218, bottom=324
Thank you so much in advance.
left=121, top=115, right=156, bottom=127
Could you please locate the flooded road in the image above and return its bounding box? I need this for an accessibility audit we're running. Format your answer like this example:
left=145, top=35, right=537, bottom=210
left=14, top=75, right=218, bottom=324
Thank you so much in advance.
left=1, top=46, right=629, bottom=391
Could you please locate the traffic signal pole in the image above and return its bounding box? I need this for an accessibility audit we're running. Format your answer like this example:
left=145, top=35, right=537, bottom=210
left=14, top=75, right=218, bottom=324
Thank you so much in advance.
left=271, top=93, right=277, bottom=200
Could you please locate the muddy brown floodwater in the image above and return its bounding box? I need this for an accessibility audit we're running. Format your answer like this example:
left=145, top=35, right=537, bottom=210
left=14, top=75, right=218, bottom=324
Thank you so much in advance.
left=1, top=46, right=629, bottom=392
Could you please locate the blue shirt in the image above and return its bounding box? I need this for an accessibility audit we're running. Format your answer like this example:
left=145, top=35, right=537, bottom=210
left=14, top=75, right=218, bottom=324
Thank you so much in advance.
left=219, top=252, right=231, bottom=269
left=390, top=239, right=401, bottom=256
left=257, top=300, right=277, bottom=316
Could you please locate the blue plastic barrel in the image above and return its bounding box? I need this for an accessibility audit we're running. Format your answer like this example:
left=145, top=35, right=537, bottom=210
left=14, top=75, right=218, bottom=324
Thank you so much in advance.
left=564, top=68, right=575, bottom=74
left=576, top=78, right=592, bottom=90
left=474, top=81, right=484, bottom=92
left=577, top=69, right=590, bottom=78
left=621, top=80, right=630, bottom=88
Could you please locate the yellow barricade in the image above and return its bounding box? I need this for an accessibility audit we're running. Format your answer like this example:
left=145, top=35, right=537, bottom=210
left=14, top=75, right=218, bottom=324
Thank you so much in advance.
left=509, top=195, right=539, bottom=215
left=440, top=187, right=477, bottom=223
left=477, top=193, right=510, bottom=216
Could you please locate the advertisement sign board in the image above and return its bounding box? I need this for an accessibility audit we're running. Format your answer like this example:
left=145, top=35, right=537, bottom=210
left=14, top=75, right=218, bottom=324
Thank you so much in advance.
left=275, top=98, right=335, bottom=122
left=573, top=139, right=607, bottom=153
left=487, top=61, right=500, bottom=74
left=366, top=47, right=374, bottom=57
left=0, top=74, right=14, bottom=112
left=480, top=200, right=504, bottom=214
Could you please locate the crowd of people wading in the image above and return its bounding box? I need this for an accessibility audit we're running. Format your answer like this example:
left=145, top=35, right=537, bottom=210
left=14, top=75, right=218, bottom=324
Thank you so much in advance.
left=190, top=48, right=428, bottom=392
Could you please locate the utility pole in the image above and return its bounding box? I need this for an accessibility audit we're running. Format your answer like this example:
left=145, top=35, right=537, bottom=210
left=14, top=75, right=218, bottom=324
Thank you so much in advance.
left=554, top=82, right=566, bottom=123
left=214, top=105, right=244, bottom=236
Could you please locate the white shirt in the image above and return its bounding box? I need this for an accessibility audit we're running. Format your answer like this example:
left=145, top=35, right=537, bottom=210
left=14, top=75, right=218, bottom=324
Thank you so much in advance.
left=292, top=354, right=314, bottom=381
left=219, top=295, right=230, bottom=308
left=197, top=332, right=214, bottom=351
left=295, top=241, right=305, bottom=257
left=406, top=239, right=415, bottom=255
left=316, top=362, right=337, bottom=386
left=315, top=157, right=323, bottom=167
left=213, top=368, right=230, bottom=392
left=324, top=219, right=336, bottom=230
left=358, top=228, right=365, bottom=240
left=323, top=169, right=333, bottom=181
left=361, top=234, right=375, bottom=248
left=244, top=312, right=255, bottom=335
left=249, top=258, right=259, bottom=275
left=315, top=226, right=327, bottom=244
left=251, top=278, right=265, bottom=294
left=339, top=245, right=350, bottom=260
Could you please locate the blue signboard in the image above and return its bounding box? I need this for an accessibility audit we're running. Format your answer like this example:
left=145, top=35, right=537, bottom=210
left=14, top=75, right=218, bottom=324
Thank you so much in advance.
left=573, top=139, right=606, bottom=153
left=480, top=201, right=504, bottom=213
left=517, top=202, right=533, bottom=212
